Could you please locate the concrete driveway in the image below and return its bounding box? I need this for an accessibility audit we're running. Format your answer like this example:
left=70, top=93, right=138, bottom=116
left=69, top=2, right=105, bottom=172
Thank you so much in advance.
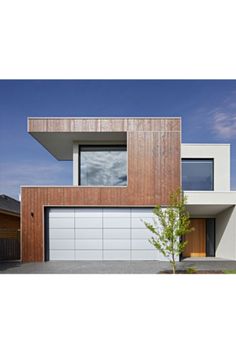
left=1, top=259, right=236, bottom=274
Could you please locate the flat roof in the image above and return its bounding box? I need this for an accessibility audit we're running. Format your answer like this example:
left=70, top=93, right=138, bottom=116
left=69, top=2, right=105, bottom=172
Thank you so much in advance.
left=28, top=117, right=181, bottom=160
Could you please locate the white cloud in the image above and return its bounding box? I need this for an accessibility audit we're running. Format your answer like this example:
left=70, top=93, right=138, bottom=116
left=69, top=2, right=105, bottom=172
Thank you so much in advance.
left=212, top=112, right=236, bottom=139
left=207, top=90, right=236, bottom=139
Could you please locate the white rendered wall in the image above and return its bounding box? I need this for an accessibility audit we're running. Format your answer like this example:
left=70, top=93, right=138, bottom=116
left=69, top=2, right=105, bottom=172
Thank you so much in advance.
left=181, top=144, right=230, bottom=191
left=215, top=206, right=236, bottom=260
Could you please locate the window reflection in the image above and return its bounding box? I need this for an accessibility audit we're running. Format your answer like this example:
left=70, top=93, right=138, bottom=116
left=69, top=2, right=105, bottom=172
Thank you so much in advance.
left=182, top=159, right=214, bottom=191
left=80, top=146, right=127, bottom=186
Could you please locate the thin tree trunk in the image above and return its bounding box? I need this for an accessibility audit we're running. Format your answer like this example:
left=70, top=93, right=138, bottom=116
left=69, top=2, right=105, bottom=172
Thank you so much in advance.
left=172, top=253, right=176, bottom=274
left=172, top=262, right=176, bottom=274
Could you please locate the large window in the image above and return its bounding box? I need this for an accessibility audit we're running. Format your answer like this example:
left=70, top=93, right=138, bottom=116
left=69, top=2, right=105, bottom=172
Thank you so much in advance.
left=80, top=145, right=127, bottom=186
left=182, top=159, right=214, bottom=191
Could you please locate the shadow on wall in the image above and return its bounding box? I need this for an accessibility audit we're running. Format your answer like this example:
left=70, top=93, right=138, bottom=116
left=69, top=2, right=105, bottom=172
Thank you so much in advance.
left=215, top=206, right=236, bottom=259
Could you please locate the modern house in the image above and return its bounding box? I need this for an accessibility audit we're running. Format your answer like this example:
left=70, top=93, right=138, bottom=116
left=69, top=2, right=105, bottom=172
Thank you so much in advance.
left=21, top=117, right=236, bottom=262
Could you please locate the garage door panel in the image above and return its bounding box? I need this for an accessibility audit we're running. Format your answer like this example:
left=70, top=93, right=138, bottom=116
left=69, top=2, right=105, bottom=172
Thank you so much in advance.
left=103, top=228, right=130, bottom=239
left=131, top=250, right=162, bottom=260
left=75, top=228, right=102, bottom=239
left=104, top=239, right=131, bottom=250
left=49, top=228, right=74, bottom=239
left=75, top=239, right=102, bottom=250
left=131, top=228, right=152, bottom=239
left=49, top=209, right=74, bottom=218
left=48, top=207, right=165, bottom=261
left=103, top=217, right=130, bottom=228
left=75, top=217, right=102, bottom=229
left=131, top=239, right=153, bottom=250
left=49, top=218, right=74, bottom=229
left=103, top=208, right=130, bottom=218
left=50, top=239, right=75, bottom=250
left=131, top=217, right=154, bottom=229
left=50, top=250, right=74, bottom=260
left=103, top=250, right=130, bottom=260
left=75, top=209, right=102, bottom=218
left=75, top=250, right=103, bottom=260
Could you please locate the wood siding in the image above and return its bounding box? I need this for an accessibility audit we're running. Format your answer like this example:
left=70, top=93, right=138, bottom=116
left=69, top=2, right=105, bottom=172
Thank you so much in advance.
left=183, top=219, right=206, bottom=258
left=0, top=213, right=20, bottom=230
left=22, top=118, right=181, bottom=261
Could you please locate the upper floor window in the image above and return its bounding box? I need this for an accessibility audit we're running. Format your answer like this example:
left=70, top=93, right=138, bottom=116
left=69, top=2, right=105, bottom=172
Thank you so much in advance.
left=79, top=145, right=127, bottom=186
left=182, top=159, right=214, bottom=191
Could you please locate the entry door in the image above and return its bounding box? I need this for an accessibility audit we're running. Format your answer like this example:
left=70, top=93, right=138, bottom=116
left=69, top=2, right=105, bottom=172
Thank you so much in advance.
left=182, top=219, right=206, bottom=258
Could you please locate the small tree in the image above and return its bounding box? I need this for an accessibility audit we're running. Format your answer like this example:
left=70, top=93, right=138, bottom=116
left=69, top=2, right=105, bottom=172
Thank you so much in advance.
left=143, top=189, right=193, bottom=274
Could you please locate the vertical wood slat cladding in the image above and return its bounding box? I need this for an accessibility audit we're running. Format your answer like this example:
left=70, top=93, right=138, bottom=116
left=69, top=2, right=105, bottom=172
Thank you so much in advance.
left=28, top=117, right=180, bottom=133
left=183, top=219, right=206, bottom=258
left=22, top=118, right=181, bottom=261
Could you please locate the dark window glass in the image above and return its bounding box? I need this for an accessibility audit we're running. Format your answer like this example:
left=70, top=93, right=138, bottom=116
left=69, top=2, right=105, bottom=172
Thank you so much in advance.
left=182, top=159, right=214, bottom=191
left=80, top=146, right=127, bottom=186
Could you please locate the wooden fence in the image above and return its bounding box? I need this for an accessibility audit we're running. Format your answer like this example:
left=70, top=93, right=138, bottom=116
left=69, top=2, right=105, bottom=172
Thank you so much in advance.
left=0, top=229, right=20, bottom=261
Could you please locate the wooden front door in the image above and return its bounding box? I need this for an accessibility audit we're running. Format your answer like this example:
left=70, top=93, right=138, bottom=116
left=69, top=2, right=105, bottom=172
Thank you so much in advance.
left=182, top=219, right=206, bottom=258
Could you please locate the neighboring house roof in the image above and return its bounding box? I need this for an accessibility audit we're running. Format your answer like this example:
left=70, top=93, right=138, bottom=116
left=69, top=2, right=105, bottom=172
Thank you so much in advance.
left=0, top=195, right=20, bottom=216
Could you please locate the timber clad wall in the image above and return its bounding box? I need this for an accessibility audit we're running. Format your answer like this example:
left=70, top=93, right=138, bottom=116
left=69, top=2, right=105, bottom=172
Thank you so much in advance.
left=0, top=213, right=20, bottom=230
left=22, top=118, right=181, bottom=261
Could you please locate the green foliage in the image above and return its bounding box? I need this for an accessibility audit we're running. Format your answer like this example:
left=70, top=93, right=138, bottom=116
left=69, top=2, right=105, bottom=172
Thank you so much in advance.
left=222, top=270, right=236, bottom=274
left=186, top=266, right=198, bottom=274
left=143, top=188, right=193, bottom=274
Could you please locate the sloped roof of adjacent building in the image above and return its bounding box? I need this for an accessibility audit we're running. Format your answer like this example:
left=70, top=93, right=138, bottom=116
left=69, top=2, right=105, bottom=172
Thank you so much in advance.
left=0, top=194, right=20, bottom=216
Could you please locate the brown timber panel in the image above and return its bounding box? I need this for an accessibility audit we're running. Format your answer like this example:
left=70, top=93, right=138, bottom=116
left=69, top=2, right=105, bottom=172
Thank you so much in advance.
left=22, top=118, right=181, bottom=261
left=28, top=118, right=180, bottom=133
left=183, top=219, right=206, bottom=258
left=0, top=213, right=20, bottom=230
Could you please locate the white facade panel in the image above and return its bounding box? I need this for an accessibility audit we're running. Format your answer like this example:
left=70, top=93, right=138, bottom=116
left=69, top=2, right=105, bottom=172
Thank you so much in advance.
left=49, top=228, right=74, bottom=239
left=131, top=239, right=153, bottom=250
left=75, top=250, right=103, bottom=260
left=49, top=218, right=74, bottom=229
left=103, top=250, right=130, bottom=260
left=50, top=250, right=75, bottom=260
left=75, top=217, right=103, bottom=229
left=75, top=228, right=103, bottom=239
left=131, top=228, right=152, bottom=239
left=50, top=239, right=75, bottom=250
left=75, top=239, right=103, bottom=250
left=131, top=217, right=153, bottom=229
left=49, top=208, right=74, bottom=218
left=131, top=250, right=165, bottom=260
left=103, top=228, right=130, bottom=239
left=104, top=239, right=131, bottom=250
left=103, top=217, right=130, bottom=229
left=75, top=208, right=103, bottom=217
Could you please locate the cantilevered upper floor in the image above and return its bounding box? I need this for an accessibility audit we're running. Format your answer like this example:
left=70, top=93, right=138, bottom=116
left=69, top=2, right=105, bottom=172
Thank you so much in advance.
left=28, top=117, right=231, bottom=193
left=27, top=117, right=181, bottom=206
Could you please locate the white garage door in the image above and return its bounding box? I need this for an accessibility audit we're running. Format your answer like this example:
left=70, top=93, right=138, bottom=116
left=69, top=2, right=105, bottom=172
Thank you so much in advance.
left=48, top=208, right=166, bottom=260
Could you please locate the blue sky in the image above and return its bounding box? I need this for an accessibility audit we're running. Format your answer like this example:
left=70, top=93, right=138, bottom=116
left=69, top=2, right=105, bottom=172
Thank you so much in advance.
left=0, top=80, right=236, bottom=199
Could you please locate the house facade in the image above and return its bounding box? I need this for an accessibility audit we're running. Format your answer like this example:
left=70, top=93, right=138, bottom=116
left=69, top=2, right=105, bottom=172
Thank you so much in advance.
left=21, top=117, right=236, bottom=262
